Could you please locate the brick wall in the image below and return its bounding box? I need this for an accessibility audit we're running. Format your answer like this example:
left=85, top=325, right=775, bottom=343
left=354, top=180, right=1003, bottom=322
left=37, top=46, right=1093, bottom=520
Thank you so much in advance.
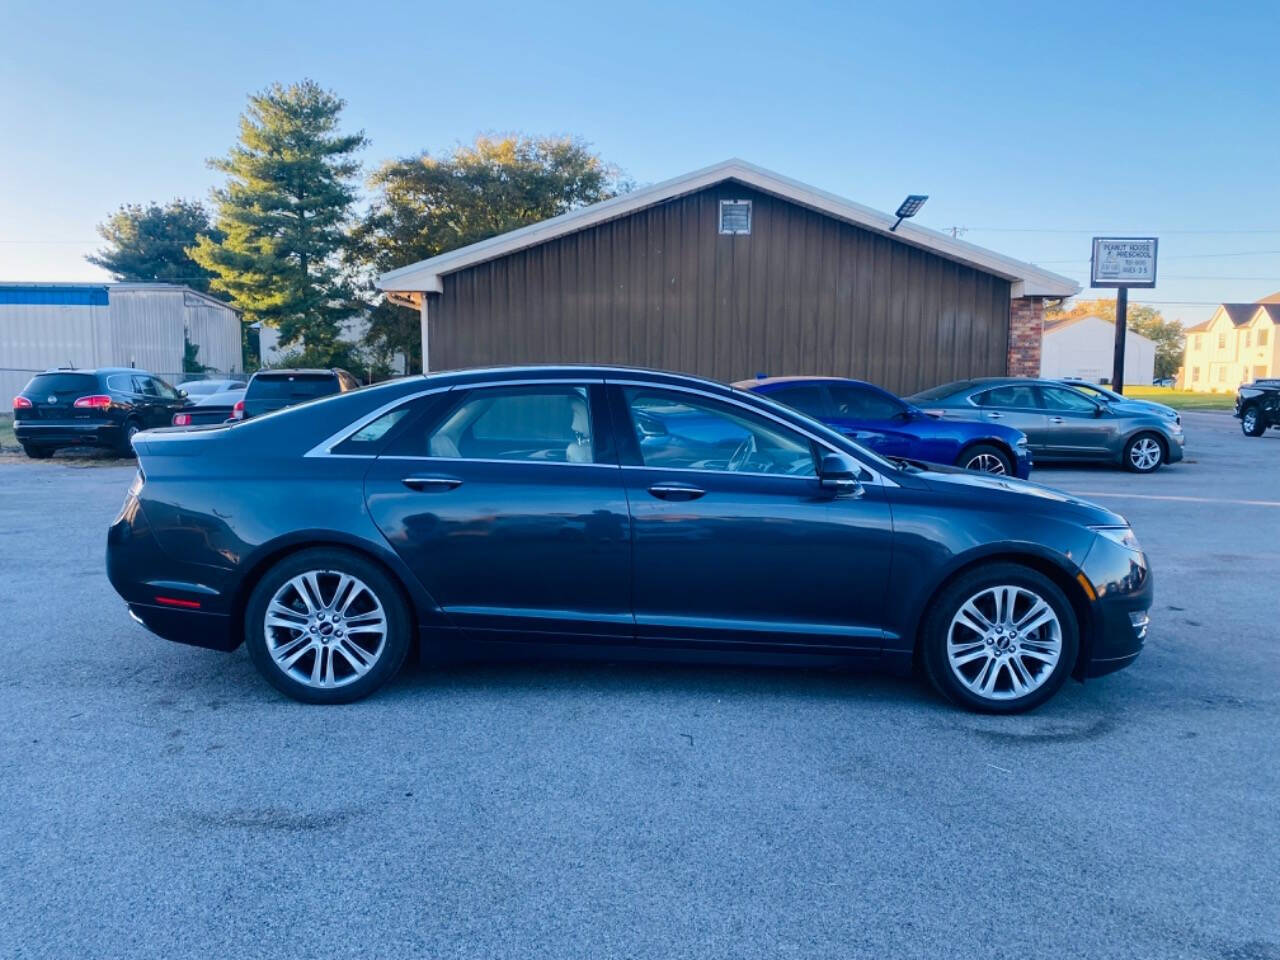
left=1008, top=296, right=1045, bottom=376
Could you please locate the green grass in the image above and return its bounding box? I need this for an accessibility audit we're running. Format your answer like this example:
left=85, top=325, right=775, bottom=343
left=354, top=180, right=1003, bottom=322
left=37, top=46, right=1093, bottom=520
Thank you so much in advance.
left=0, top=415, right=14, bottom=448
left=1124, top=386, right=1236, bottom=412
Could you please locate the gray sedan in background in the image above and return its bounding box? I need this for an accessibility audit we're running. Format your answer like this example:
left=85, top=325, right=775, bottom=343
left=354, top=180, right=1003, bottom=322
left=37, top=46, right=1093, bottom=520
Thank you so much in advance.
left=907, top=378, right=1185, bottom=473
left=1054, top=379, right=1180, bottom=423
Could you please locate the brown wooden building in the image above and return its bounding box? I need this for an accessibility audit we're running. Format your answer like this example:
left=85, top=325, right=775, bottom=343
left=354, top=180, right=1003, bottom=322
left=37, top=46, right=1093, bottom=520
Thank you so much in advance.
left=379, top=160, right=1078, bottom=395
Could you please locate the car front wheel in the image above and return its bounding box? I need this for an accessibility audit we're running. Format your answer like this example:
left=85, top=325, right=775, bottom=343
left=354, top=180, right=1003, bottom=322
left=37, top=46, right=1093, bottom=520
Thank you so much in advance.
left=957, top=443, right=1012, bottom=476
left=1123, top=433, right=1166, bottom=473
left=1241, top=405, right=1266, bottom=437
left=920, top=563, right=1079, bottom=713
left=244, top=547, right=412, bottom=704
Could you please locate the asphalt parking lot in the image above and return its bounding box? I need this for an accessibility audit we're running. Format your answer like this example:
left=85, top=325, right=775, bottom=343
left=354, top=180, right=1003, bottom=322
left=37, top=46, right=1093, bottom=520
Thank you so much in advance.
left=2, top=411, right=1277, bottom=960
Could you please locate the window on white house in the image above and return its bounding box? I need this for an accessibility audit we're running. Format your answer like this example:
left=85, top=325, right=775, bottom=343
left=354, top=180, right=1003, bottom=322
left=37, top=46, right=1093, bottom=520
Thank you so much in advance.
left=1245, top=332, right=1252, bottom=347
left=1218, top=334, right=1227, bottom=349
left=1194, top=335, right=1202, bottom=349
left=1260, top=329, right=1270, bottom=346
left=719, top=200, right=752, bottom=235
left=1191, top=367, right=1200, bottom=382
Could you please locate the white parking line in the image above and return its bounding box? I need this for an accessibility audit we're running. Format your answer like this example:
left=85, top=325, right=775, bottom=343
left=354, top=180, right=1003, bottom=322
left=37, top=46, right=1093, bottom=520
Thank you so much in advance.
left=1073, top=491, right=1280, bottom=508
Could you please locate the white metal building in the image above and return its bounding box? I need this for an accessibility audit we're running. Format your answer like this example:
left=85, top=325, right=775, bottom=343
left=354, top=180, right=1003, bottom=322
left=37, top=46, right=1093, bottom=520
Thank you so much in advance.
left=0, top=283, right=241, bottom=411
left=1040, top=314, right=1155, bottom=385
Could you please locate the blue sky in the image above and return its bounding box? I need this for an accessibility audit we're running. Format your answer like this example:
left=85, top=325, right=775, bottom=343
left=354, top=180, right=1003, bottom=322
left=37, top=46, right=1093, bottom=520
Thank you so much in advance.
left=2, top=0, right=1278, bottom=326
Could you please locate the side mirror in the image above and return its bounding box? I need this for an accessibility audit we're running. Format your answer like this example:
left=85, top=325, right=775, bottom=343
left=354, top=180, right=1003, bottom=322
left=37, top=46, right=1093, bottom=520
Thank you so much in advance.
left=893, top=409, right=913, bottom=422
left=820, top=452, right=863, bottom=496
left=1093, top=404, right=1105, bottom=418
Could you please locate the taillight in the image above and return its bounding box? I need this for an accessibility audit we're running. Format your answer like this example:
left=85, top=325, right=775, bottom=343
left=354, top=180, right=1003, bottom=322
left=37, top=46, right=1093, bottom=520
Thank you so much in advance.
left=172, top=413, right=192, bottom=426
left=74, top=394, right=113, bottom=410
left=231, top=399, right=245, bottom=420
left=12, top=395, right=32, bottom=409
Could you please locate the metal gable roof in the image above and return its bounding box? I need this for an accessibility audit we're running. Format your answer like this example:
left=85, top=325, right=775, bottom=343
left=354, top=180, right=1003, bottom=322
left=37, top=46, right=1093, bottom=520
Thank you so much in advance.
left=378, top=159, right=1081, bottom=300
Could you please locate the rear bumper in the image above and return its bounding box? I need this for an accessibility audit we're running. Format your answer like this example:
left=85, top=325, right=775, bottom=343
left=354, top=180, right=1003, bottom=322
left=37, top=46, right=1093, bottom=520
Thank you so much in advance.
left=107, top=494, right=241, bottom=652
left=15, top=419, right=121, bottom=448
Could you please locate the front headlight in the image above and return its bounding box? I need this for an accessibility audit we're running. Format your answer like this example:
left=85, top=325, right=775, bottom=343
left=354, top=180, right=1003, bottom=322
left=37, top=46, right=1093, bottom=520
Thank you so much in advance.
left=1091, top=525, right=1141, bottom=552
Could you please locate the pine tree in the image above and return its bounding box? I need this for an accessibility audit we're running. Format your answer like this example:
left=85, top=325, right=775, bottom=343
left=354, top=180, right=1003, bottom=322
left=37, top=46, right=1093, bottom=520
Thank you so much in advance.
left=87, top=199, right=223, bottom=293
left=189, top=80, right=366, bottom=357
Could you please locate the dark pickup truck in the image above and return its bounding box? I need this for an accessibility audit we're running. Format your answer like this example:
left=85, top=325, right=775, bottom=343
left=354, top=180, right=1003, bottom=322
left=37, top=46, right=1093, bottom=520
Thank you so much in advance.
left=1236, top=379, right=1280, bottom=436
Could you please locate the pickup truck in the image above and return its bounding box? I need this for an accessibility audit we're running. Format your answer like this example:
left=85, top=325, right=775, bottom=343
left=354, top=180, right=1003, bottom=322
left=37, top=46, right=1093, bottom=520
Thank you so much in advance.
left=1236, top=379, right=1280, bottom=436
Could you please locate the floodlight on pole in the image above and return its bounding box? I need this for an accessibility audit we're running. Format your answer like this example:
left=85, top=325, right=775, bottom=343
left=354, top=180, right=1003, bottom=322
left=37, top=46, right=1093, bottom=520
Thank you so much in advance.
left=890, top=195, right=928, bottom=232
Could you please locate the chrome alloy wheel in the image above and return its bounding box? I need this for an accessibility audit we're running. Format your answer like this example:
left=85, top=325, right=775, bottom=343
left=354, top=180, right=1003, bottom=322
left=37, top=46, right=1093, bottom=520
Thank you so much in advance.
left=264, top=570, right=388, bottom=689
left=1242, top=408, right=1259, bottom=433
left=965, top=452, right=1007, bottom=475
left=946, top=585, right=1062, bottom=701
left=1129, top=436, right=1162, bottom=471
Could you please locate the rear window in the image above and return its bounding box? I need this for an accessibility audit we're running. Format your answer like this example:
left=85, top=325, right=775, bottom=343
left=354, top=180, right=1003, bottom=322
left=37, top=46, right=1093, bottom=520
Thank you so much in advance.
left=247, top=374, right=338, bottom=400
left=25, top=373, right=97, bottom=397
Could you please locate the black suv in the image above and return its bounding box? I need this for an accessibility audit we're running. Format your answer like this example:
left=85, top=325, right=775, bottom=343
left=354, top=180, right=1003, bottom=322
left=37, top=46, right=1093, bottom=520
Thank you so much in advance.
left=236, top=368, right=360, bottom=421
left=12, top=368, right=186, bottom=458
left=1237, top=379, right=1280, bottom=437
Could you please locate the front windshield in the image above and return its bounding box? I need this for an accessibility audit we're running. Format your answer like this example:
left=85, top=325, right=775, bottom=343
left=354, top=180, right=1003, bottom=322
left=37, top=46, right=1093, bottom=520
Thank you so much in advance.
left=732, top=386, right=901, bottom=475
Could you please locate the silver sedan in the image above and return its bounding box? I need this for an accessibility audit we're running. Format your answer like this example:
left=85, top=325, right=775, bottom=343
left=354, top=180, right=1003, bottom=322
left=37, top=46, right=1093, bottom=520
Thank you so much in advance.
left=907, top=378, right=1185, bottom=473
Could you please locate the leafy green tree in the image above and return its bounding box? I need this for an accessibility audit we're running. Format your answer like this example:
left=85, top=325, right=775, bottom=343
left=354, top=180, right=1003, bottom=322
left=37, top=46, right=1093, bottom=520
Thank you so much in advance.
left=349, top=135, right=629, bottom=365
left=1046, top=297, right=1185, bottom=380
left=87, top=199, right=222, bottom=292
left=189, top=79, right=367, bottom=362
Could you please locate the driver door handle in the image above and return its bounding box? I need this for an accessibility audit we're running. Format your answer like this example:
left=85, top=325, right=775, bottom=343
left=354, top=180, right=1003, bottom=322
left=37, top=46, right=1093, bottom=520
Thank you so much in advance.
left=985, top=411, right=1003, bottom=419
left=1048, top=416, right=1064, bottom=424
left=648, top=482, right=705, bottom=501
left=403, top=475, right=463, bottom=492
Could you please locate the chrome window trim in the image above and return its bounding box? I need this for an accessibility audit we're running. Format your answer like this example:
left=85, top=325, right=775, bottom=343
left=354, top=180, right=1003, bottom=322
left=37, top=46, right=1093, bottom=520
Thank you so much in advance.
left=303, top=385, right=454, bottom=458
left=608, top=378, right=897, bottom=487
left=377, top=455, right=619, bottom=469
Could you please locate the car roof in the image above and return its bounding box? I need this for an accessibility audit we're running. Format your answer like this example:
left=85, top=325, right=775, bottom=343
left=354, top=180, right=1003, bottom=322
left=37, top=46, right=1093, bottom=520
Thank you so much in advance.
left=38, top=366, right=147, bottom=375
left=252, top=368, right=344, bottom=378
left=731, top=375, right=879, bottom=390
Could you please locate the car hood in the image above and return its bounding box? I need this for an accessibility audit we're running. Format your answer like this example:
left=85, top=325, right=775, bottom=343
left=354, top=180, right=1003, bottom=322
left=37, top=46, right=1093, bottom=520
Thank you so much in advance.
left=909, top=461, right=1126, bottom=525
left=1110, top=399, right=1176, bottom=418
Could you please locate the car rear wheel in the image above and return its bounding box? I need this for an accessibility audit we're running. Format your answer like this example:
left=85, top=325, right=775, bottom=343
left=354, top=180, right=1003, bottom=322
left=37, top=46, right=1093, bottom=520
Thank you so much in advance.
left=1241, top=405, right=1266, bottom=437
left=117, top=419, right=142, bottom=457
left=957, top=443, right=1012, bottom=476
left=920, top=563, right=1078, bottom=714
left=22, top=444, right=54, bottom=460
left=1123, top=432, right=1165, bottom=473
left=244, top=548, right=412, bottom=704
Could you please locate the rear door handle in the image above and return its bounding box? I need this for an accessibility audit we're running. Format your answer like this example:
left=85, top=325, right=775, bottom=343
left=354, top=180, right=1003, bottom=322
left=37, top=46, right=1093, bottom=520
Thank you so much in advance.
left=985, top=411, right=1003, bottom=419
left=1048, top=416, right=1064, bottom=424
left=402, top=475, right=463, bottom=492
left=648, top=482, right=705, bottom=501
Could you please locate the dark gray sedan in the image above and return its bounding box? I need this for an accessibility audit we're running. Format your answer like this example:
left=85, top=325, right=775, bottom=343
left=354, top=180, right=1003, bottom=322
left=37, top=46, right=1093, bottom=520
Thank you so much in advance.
left=907, top=378, right=1184, bottom=473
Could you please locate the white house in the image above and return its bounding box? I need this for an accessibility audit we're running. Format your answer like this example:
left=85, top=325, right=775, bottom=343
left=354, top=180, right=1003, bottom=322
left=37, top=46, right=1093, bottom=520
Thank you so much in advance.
left=1040, top=314, right=1155, bottom=385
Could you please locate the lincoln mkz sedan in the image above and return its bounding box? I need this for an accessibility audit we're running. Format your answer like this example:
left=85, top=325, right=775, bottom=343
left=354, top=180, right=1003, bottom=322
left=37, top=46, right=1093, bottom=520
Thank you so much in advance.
left=107, top=366, right=1152, bottom=713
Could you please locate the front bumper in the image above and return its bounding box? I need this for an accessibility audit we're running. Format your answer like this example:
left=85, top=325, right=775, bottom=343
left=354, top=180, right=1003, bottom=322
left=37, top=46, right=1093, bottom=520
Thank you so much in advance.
left=1166, top=432, right=1185, bottom=463
left=1013, top=447, right=1033, bottom=480
left=1078, top=533, right=1153, bottom=679
left=15, top=419, right=122, bottom=448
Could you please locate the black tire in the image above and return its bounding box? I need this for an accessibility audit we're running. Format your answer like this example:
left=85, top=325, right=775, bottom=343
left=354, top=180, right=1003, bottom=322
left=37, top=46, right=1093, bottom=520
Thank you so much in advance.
left=22, top=444, right=54, bottom=460
left=956, top=443, right=1013, bottom=476
left=244, top=547, right=412, bottom=704
left=1241, top=404, right=1266, bottom=437
left=117, top=419, right=142, bottom=457
left=1122, top=432, right=1166, bottom=473
left=919, top=562, right=1079, bottom=714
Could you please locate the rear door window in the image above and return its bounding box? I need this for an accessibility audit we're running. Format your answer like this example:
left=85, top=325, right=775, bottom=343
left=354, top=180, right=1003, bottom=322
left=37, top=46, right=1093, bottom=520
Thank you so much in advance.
left=973, top=385, right=1040, bottom=409
left=421, top=385, right=596, bottom=463
left=827, top=384, right=906, bottom=420
left=764, top=384, right=830, bottom=418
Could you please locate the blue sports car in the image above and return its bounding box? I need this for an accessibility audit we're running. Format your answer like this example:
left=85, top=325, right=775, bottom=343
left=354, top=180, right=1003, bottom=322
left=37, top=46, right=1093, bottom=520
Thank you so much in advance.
left=738, top=376, right=1033, bottom=478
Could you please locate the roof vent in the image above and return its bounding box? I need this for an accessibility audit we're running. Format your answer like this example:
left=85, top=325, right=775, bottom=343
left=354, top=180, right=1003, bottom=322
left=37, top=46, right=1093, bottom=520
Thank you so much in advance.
left=719, top=200, right=752, bottom=235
